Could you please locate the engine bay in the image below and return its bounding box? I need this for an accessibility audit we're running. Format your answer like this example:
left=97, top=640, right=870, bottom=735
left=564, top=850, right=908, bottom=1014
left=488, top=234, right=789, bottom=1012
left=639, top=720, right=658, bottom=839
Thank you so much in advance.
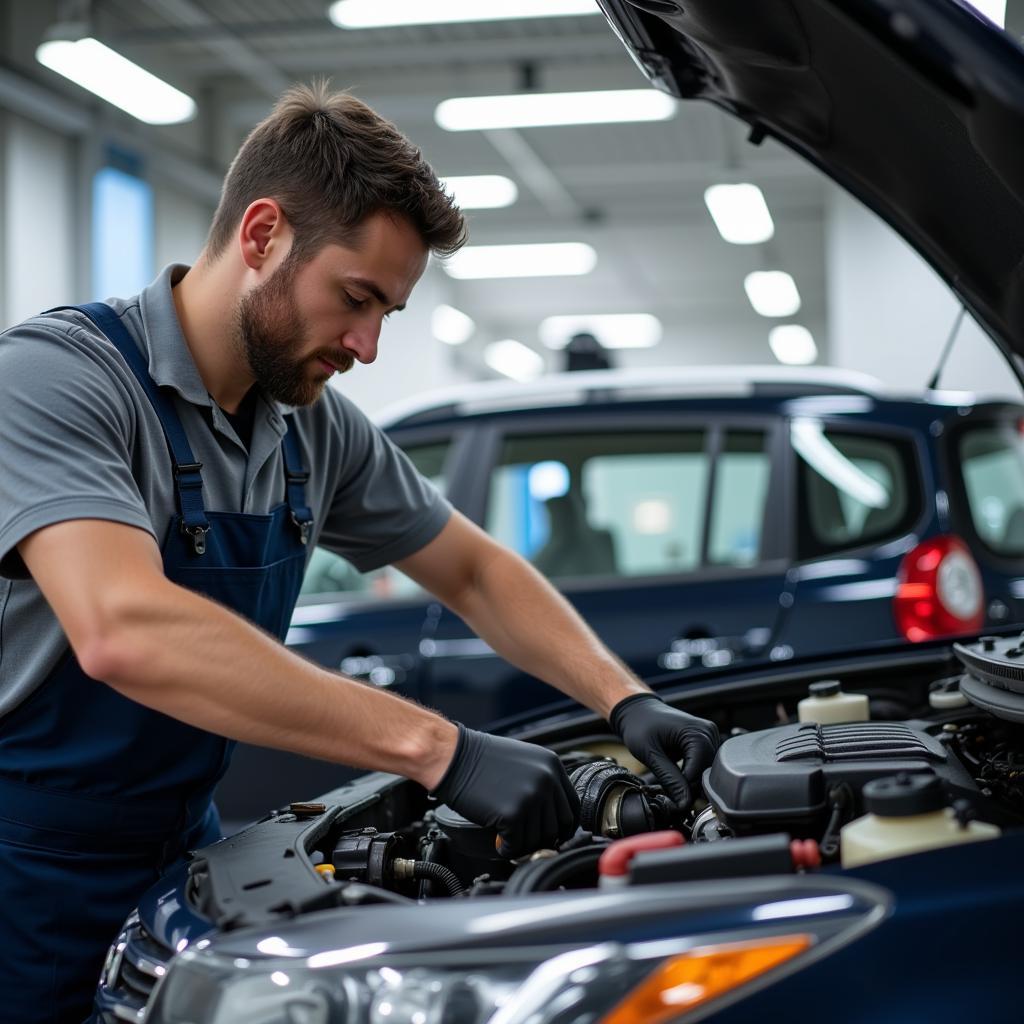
left=184, top=639, right=1024, bottom=927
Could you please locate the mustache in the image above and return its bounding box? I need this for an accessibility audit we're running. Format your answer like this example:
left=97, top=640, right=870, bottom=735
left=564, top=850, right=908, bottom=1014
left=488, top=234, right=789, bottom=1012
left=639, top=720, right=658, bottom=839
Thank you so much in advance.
left=314, top=350, right=355, bottom=374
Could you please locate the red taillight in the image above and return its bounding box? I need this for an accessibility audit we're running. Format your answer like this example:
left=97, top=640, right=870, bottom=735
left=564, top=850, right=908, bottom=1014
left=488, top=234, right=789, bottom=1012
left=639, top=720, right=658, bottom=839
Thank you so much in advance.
left=894, top=535, right=984, bottom=642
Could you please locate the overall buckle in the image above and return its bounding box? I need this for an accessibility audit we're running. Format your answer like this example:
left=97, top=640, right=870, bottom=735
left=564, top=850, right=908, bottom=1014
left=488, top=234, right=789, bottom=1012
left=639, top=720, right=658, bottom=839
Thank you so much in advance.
left=291, top=512, right=313, bottom=546
left=174, top=461, right=203, bottom=479
left=181, top=523, right=209, bottom=556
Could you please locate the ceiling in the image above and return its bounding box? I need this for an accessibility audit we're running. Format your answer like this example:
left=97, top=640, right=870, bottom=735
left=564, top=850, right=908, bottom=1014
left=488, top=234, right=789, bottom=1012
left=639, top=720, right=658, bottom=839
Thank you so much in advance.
left=7, top=0, right=837, bottom=373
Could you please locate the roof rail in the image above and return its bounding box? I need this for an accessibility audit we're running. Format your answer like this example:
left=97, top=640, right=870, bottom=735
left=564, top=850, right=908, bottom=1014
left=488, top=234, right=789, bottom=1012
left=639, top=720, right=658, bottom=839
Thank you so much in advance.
left=370, top=364, right=897, bottom=427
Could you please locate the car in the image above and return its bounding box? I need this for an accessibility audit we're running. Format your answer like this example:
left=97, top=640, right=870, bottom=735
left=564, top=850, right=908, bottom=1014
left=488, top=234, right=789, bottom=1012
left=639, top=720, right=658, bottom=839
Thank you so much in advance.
left=95, top=0, right=1024, bottom=1020
left=217, top=364, right=1024, bottom=822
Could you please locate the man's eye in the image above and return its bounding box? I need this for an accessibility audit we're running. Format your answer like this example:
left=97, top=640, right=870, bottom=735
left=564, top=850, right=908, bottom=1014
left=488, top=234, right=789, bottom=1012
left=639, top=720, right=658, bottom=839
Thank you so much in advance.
left=344, top=292, right=367, bottom=310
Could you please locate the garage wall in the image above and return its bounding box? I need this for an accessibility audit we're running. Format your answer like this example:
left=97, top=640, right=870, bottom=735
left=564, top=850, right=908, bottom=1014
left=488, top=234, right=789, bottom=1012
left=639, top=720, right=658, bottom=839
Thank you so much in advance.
left=1, top=114, right=76, bottom=328
left=155, top=186, right=213, bottom=273
left=826, top=186, right=1021, bottom=399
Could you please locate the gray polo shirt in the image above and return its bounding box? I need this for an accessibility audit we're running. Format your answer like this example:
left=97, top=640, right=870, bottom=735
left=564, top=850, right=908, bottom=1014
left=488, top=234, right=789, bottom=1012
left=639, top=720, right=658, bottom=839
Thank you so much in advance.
left=0, top=264, right=451, bottom=717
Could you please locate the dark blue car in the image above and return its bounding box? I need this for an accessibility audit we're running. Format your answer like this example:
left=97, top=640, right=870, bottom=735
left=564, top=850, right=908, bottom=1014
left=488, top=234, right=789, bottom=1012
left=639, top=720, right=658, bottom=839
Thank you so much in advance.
left=96, top=0, right=1024, bottom=1020
left=218, top=365, right=1024, bottom=820
left=289, top=366, right=1024, bottom=724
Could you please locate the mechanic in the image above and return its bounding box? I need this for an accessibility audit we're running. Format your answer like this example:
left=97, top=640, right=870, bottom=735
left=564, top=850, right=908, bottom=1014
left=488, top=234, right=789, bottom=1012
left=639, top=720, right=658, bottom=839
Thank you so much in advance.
left=0, top=83, right=719, bottom=1021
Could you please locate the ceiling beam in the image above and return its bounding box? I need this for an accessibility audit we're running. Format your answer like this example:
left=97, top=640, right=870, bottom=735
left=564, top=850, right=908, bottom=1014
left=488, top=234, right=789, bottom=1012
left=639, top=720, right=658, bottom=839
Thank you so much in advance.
left=138, top=0, right=292, bottom=98
left=483, top=128, right=584, bottom=220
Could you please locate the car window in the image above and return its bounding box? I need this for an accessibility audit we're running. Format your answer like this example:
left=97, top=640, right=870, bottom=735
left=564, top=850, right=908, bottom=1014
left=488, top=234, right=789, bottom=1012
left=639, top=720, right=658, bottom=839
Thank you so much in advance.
left=794, top=421, right=919, bottom=559
left=959, top=423, right=1024, bottom=557
left=298, top=440, right=450, bottom=600
left=708, top=431, right=771, bottom=567
left=486, top=431, right=710, bottom=580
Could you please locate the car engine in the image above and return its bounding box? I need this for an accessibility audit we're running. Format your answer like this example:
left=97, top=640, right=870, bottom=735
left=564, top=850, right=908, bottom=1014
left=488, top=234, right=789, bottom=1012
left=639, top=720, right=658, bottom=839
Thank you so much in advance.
left=96, top=638, right=1024, bottom=1021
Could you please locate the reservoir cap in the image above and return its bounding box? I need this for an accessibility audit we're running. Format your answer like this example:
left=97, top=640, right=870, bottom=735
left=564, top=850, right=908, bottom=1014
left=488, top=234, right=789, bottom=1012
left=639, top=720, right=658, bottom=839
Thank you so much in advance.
left=864, top=772, right=946, bottom=817
left=808, top=679, right=841, bottom=698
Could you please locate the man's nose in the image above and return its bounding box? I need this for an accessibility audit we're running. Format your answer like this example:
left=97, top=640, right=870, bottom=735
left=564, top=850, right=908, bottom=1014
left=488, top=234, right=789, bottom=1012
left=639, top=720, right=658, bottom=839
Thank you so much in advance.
left=341, top=323, right=381, bottom=364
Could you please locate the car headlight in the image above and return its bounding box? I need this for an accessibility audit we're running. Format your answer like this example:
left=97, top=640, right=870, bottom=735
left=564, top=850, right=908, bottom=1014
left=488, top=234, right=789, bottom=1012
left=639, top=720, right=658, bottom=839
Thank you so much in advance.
left=145, top=932, right=813, bottom=1024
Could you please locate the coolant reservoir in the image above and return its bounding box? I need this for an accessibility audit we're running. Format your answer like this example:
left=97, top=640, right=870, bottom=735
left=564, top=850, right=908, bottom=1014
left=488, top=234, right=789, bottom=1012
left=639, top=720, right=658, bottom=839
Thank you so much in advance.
left=840, top=773, right=1000, bottom=869
left=797, top=679, right=869, bottom=725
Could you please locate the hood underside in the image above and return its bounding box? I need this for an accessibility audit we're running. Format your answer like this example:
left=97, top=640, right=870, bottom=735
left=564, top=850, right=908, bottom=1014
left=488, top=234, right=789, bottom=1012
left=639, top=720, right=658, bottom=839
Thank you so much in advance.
left=598, top=0, right=1024, bottom=365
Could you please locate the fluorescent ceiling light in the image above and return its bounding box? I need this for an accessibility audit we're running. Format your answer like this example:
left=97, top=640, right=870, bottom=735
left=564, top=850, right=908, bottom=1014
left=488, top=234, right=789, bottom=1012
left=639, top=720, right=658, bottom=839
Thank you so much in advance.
left=329, top=0, right=599, bottom=29
left=435, top=90, right=676, bottom=132
left=441, top=175, right=518, bottom=210
left=744, top=271, right=801, bottom=317
left=769, top=325, right=818, bottom=365
left=485, top=339, right=545, bottom=382
left=36, top=38, right=196, bottom=125
left=443, top=243, right=596, bottom=280
left=704, top=183, right=775, bottom=245
left=432, top=304, right=476, bottom=345
left=965, top=0, right=1006, bottom=27
left=539, top=314, right=662, bottom=350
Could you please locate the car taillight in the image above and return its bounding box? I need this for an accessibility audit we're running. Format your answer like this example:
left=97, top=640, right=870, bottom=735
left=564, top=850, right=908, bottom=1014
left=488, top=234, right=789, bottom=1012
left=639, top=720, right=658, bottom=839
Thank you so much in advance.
left=894, top=535, right=984, bottom=642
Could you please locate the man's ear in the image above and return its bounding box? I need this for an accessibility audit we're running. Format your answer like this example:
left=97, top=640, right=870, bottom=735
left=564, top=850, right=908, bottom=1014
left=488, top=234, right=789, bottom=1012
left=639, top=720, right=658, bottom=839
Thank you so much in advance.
left=238, top=198, right=291, bottom=271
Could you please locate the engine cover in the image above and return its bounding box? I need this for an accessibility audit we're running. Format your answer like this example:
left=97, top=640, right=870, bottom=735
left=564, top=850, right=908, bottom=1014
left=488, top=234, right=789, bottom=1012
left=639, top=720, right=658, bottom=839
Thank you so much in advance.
left=704, top=721, right=978, bottom=836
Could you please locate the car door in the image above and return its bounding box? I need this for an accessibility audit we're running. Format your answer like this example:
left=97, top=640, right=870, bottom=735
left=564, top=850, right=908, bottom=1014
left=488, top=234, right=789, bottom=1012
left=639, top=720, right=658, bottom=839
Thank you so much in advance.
left=420, top=411, right=793, bottom=729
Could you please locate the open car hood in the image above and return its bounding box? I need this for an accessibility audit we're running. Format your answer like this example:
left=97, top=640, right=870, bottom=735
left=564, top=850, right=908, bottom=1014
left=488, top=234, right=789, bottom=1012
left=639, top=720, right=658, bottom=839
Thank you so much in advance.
left=598, top=0, right=1024, bottom=367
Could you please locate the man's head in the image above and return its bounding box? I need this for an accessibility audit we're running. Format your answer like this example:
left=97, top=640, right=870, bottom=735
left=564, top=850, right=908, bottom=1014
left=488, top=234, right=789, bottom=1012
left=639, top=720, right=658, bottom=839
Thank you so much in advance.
left=205, top=82, right=466, bottom=406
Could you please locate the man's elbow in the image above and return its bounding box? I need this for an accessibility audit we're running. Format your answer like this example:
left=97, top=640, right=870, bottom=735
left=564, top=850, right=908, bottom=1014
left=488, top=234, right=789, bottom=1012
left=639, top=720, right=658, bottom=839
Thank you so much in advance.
left=76, top=625, right=146, bottom=688
left=73, top=590, right=161, bottom=689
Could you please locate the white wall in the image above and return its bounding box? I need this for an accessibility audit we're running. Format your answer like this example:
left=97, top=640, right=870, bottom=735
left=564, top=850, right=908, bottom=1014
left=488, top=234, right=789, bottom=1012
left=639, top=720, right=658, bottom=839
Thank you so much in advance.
left=826, top=185, right=1021, bottom=399
left=154, top=185, right=212, bottom=273
left=1, top=114, right=76, bottom=327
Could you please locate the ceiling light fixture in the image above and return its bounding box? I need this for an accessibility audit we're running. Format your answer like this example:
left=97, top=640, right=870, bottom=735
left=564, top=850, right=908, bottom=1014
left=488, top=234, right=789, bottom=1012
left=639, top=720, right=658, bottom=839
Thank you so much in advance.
left=769, top=324, right=818, bottom=365
left=328, top=0, right=599, bottom=29
left=435, top=90, right=676, bottom=132
left=441, top=175, right=518, bottom=210
left=539, top=314, right=662, bottom=350
left=704, top=183, right=775, bottom=245
left=442, top=243, right=597, bottom=280
left=36, top=36, right=196, bottom=125
left=484, top=339, right=545, bottom=381
left=744, top=271, right=802, bottom=317
left=432, top=304, right=476, bottom=346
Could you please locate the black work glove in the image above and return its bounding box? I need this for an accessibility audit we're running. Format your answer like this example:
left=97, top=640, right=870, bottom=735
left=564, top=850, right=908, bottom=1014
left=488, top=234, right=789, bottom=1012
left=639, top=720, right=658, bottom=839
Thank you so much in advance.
left=610, top=693, right=720, bottom=813
left=432, top=723, right=581, bottom=857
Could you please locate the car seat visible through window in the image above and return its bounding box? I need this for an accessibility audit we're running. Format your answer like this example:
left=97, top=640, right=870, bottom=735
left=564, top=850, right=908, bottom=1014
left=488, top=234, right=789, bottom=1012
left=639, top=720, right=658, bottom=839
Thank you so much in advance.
left=532, top=492, right=618, bottom=578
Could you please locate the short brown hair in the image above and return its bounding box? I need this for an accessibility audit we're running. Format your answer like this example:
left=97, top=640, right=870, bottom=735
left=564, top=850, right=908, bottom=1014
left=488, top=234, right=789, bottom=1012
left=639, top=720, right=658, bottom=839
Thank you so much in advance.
left=205, top=81, right=467, bottom=263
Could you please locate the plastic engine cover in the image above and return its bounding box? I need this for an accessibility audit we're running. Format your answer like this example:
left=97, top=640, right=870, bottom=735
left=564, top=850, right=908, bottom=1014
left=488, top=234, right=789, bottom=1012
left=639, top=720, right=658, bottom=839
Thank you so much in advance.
left=703, top=721, right=978, bottom=836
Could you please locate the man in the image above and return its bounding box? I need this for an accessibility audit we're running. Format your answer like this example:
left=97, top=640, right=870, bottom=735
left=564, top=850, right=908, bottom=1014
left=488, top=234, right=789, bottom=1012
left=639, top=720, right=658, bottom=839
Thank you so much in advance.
left=0, top=83, right=719, bottom=1020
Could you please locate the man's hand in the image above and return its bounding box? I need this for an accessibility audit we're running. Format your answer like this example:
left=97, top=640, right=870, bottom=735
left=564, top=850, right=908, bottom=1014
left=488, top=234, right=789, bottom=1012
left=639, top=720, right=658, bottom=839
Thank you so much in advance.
left=610, top=693, right=720, bottom=813
left=431, top=724, right=580, bottom=856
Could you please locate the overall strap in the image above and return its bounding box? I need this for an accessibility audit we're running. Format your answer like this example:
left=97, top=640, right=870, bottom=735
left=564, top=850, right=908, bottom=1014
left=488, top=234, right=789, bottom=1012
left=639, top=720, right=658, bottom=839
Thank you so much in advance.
left=48, top=303, right=211, bottom=554
left=281, top=419, right=314, bottom=545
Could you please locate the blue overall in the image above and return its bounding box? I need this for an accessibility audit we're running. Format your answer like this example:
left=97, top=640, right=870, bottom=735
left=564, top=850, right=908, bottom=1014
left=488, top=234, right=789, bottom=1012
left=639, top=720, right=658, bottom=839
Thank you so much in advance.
left=0, top=304, right=312, bottom=1022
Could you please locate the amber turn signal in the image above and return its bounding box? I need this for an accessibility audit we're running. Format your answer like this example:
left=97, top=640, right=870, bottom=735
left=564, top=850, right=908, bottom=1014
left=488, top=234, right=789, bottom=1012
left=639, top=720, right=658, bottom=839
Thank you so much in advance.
left=601, top=933, right=812, bottom=1024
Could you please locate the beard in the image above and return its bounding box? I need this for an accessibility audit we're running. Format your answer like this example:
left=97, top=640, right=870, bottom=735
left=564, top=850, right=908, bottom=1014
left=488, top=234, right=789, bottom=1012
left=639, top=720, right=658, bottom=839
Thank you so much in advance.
left=235, top=259, right=354, bottom=407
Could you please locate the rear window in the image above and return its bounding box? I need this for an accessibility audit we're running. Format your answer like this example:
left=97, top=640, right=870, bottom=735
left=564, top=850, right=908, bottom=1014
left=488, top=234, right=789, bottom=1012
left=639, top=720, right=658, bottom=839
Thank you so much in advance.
left=959, top=423, right=1024, bottom=557
left=794, top=421, right=921, bottom=560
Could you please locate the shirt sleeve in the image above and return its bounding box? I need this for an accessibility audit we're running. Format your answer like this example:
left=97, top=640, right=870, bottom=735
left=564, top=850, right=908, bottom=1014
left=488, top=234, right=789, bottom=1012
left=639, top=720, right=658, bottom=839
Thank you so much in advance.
left=316, top=392, right=452, bottom=572
left=0, top=317, right=155, bottom=580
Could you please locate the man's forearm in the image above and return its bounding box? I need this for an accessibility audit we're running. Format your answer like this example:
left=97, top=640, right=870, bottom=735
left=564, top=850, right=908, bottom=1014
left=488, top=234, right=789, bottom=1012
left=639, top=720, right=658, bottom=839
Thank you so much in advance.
left=87, top=576, right=458, bottom=789
left=448, top=546, right=649, bottom=719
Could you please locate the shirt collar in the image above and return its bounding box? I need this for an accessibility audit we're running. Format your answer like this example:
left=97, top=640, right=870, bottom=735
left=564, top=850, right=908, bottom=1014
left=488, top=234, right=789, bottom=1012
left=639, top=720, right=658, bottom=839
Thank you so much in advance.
left=138, top=263, right=290, bottom=434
